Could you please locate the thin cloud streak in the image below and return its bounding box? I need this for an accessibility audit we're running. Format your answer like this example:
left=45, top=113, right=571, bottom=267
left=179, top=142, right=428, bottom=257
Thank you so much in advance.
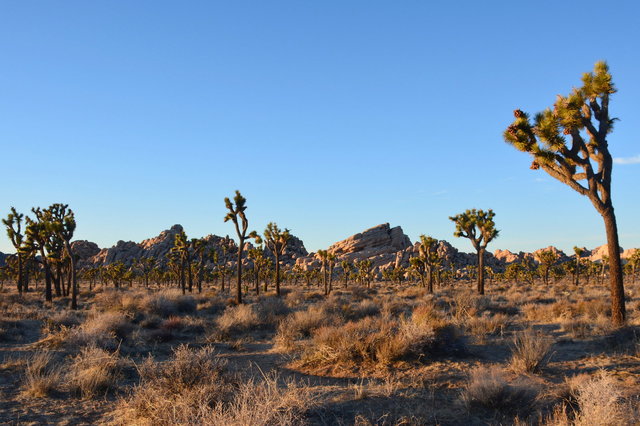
left=613, top=155, right=640, bottom=165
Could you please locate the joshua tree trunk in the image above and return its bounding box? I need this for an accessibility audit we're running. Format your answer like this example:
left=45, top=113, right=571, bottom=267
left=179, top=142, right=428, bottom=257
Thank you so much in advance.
left=477, top=248, right=485, bottom=295
left=275, top=254, right=281, bottom=297
left=44, top=260, right=52, bottom=302
left=63, top=241, right=78, bottom=310
left=602, top=207, right=625, bottom=325
left=179, top=262, right=186, bottom=295
left=187, top=264, right=193, bottom=293
left=236, top=242, right=243, bottom=304
left=427, top=265, right=433, bottom=294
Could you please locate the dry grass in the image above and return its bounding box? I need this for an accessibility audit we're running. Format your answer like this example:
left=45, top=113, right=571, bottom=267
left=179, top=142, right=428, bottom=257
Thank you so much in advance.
left=273, top=305, right=337, bottom=351
left=116, top=344, right=312, bottom=425
left=66, top=345, right=121, bottom=398
left=216, top=304, right=261, bottom=336
left=21, top=351, right=62, bottom=397
left=510, top=328, right=553, bottom=373
left=69, top=311, right=132, bottom=350
left=461, top=365, right=537, bottom=414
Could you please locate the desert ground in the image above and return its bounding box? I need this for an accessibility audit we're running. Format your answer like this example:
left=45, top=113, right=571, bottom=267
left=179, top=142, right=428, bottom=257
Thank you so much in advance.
left=0, top=277, right=639, bottom=425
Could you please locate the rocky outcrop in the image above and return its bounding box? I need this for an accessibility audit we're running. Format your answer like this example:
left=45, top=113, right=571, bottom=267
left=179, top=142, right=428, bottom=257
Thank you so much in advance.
left=264, top=235, right=308, bottom=265
left=532, top=246, right=570, bottom=263
left=297, top=223, right=413, bottom=272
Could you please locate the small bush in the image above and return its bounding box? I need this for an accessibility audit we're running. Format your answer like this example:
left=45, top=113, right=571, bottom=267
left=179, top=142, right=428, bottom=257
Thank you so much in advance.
left=70, top=311, right=132, bottom=350
left=67, top=345, right=120, bottom=398
left=22, top=351, right=62, bottom=397
left=461, top=365, right=537, bottom=414
left=216, top=304, right=261, bottom=336
left=116, top=345, right=233, bottom=425
left=510, top=328, right=553, bottom=373
left=273, top=305, right=336, bottom=351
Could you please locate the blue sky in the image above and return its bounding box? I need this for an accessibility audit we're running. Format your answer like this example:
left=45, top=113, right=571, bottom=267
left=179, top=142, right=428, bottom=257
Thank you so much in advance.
left=1, top=1, right=639, bottom=255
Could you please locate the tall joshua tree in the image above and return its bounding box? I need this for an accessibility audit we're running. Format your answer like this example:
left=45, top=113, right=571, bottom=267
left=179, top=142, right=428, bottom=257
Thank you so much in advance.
left=535, top=249, right=558, bottom=286
left=170, top=230, right=190, bottom=294
left=25, top=209, right=54, bottom=302
left=449, top=209, right=499, bottom=295
left=3, top=208, right=28, bottom=294
left=223, top=191, right=258, bottom=304
left=418, top=235, right=440, bottom=293
left=49, top=204, right=78, bottom=309
left=263, top=222, right=291, bottom=297
left=504, top=61, right=626, bottom=325
left=573, top=246, right=585, bottom=286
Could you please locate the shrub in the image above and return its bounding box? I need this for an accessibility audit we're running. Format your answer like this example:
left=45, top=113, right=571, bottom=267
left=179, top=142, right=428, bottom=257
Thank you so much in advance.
left=70, top=311, right=132, bottom=350
left=273, top=305, right=336, bottom=351
left=509, top=328, right=553, bottom=373
left=67, top=345, right=121, bottom=398
left=22, top=351, right=62, bottom=397
left=461, top=365, right=537, bottom=414
left=216, top=304, right=261, bottom=336
left=116, top=345, right=233, bottom=425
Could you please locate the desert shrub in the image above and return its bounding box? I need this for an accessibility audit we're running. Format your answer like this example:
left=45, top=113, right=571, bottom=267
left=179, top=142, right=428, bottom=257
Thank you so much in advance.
left=451, top=291, right=490, bottom=322
left=67, top=345, right=121, bottom=398
left=116, top=345, right=233, bottom=425
left=466, top=313, right=509, bottom=338
left=349, top=299, right=381, bottom=320
left=510, top=328, right=553, bottom=373
left=216, top=304, right=261, bottom=336
left=70, top=311, right=132, bottom=350
left=256, top=296, right=291, bottom=326
left=560, top=318, right=594, bottom=339
left=46, top=310, right=82, bottom=330
left=140, top=290, right=197, bottom=317
left=284, top=288, right=306, bottom=307
left=204, top=373, right=313, bottom=425
left=22, top=351, right=62, bottom=397
left=273, top=305, right=337, bottom=351
left=546, top=371, right=638, bottom=426
left=299, top=307, right=462, bottom=371
left=461, top=365, right=537, bottom=414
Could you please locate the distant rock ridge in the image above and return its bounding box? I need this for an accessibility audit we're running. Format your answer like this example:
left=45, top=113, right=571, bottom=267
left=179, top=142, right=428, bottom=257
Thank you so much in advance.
left=58, top=223, right=637, bottom=273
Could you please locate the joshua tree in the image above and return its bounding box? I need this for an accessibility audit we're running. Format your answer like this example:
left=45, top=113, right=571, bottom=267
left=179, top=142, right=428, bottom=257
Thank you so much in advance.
left=171, top=230, right=190, bottom=294
left=535, top=250, right=558, bottom=285
left=504, top=61, right=625, bottom=324
left=573, top=246, right=585, bottom=286
left=248, top=246, right=266, bottom=295
left=49, top=204, right=78, bottom=309
left=628, top=249, right=640, bottom=284
left=417, top=235, right=440, bottom=293
left=449, top=209, right=499, bottom=295
left=356, top=259, right=374, bottom=288
left=25, top=209, right=54, bottom=301
left=317, top=250, right=329, bottom=295
left=2, top=208, right=28, bottom=294
left=223, top=191, right=259, bottom=304
left=340, top=260, right=352, bottom=288
left=263, top=222, right=291, bottom=297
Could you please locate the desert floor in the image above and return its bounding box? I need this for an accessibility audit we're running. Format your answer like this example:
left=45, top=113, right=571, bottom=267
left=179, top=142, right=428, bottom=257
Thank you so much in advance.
left=1, top=279, right=639, bottom=425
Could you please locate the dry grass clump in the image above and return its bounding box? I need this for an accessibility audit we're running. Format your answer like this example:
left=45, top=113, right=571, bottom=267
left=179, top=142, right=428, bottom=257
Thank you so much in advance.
left=509, top=328, right=553, bottom=373
left=256, top=296, right=291, bottom=325
left=0, top=318, right=29, bottom=342
left=21, top=351, right=62, bottom=397
left=298, top=305, right=462, bottom=372
left=216, top=304, right=261, bottom=336
left=461, top=365, right=537, bottom=414
left=140, top=290, right=197, bottom=317
left=116, top=345, right=232, bottom=425
left=466, top=313, right=509, bottom=338
left=70, top=311, right=132, bottom=350
left=273, top=305, right=337, bottom=351
left=67, top=345, right=121, bottom=398
left=546, top=371, right=638, bottom=426
left=204, top=373, right=313, bottom=425
left=451, top=291, right=490, bottom=323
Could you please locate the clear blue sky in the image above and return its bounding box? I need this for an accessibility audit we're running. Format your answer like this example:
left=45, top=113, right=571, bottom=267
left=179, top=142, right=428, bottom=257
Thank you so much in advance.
left=1, top=1, right=639, bottom=255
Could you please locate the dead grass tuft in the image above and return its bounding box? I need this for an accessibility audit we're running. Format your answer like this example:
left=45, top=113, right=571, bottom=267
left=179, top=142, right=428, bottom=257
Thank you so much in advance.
left=509, top=328, right=553, bottom=373
left=461, top=365, right=537, bottom=414
left=67, top=345, right=121, bottom=398
left=21, top=351, right=62, bottom=397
